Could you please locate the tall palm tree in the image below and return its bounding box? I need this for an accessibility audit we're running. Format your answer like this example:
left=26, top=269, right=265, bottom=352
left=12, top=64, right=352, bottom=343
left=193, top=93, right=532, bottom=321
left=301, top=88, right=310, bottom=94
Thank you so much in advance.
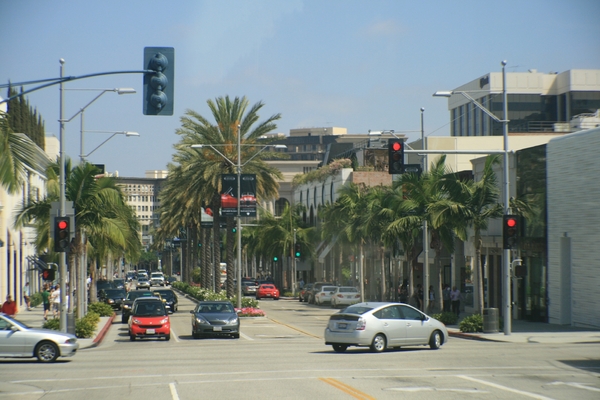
left=170, top=96, right=283, bottom=298
left=436, top=155, right=504, bottom=314
left=0, top=111, right=49, bottom=193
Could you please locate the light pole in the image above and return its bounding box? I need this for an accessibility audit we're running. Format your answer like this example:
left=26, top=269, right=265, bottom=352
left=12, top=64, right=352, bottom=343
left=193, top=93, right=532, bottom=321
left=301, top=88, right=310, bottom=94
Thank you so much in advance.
left=80, top=131, right=140, bottom=159
left=420, top=107, right=429, bottom=313
left=433, top=60, right=511, bottom=334
left=191, top=140, right=286, bottom=308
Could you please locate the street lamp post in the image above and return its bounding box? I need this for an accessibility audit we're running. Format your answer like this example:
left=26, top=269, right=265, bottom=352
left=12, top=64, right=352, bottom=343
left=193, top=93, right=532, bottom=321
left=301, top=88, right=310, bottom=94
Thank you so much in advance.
left=433, top=60, right=511, bottom=334
left=80, top=131, right=140, bottom=159
left=191, top=141, right=286, bottom=308
left=421, top=107, right=429, bottom=313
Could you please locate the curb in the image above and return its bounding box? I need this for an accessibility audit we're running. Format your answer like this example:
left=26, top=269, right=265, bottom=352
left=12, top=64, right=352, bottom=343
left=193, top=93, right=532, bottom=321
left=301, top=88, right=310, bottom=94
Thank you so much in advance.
left=91, top=313, right=116, bottom=347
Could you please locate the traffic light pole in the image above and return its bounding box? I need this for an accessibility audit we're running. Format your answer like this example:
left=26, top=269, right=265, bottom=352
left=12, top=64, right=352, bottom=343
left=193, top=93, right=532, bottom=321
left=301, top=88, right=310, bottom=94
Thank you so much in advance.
left=501, top=61, right=512, bottom=335
left=58, top=59, right=68, bottom=333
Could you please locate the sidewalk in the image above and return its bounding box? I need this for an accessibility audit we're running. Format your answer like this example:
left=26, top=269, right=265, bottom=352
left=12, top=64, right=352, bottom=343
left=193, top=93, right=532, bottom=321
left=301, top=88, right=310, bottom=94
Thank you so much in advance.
left=12, top=304, right=114, bottom=349
left=446, top=318, right=600, bottom=344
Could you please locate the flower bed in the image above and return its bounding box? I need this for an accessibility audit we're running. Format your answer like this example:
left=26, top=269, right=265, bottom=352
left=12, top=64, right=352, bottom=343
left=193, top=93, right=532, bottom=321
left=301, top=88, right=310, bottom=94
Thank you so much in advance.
left=236, top=307, right=265, bottom=317
left=173, top=281, right=262, bottom=315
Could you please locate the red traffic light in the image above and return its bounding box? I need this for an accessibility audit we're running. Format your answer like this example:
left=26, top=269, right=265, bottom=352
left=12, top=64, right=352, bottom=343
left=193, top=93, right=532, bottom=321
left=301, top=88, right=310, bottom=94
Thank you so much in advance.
left=505, top=218, right=517, bottom=228
left=391, top=141, right=402, bottom=151
left=57, top=220, right=68, bottom=230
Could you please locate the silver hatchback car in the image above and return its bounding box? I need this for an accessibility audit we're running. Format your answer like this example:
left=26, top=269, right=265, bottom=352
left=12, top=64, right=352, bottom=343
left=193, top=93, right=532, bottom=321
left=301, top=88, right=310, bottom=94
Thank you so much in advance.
left=324, top=302, right=448, bottom=353
left=0, top=313, right=79, bottom=362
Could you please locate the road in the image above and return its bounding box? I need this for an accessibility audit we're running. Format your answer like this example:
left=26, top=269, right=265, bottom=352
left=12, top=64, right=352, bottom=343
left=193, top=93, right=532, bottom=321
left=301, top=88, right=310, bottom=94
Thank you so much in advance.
left=0, top=291, right=599, bottom=399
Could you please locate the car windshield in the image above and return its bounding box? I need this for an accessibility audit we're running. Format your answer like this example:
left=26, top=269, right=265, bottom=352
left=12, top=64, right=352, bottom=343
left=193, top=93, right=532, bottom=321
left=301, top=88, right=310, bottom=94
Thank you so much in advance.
left=104, top=289, right=126, bottom=297
left=154, top=291, right=174, bottom=300
left=126, top=291, right=155, bottom=300
left=133, top=302, right=166, bottom=316
left=196, top=303, right=235, bottom=313
left=342, top=305, right=374, bottom=315
left=261, top=285, right=275, bottom=289
left=138, top=278, right=148, bottom=282
left=2, top=315, right=30, bottom=329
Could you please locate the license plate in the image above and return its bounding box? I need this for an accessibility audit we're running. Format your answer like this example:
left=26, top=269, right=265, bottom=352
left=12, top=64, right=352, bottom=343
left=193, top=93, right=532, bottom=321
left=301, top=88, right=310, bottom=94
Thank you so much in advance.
left=266, top=293, right=272, bottom=297
left=213, top=326, right=222, bottom=332
left=146, top=329, right=155, bottom=334
left=338, top=323, right=347, bottom=329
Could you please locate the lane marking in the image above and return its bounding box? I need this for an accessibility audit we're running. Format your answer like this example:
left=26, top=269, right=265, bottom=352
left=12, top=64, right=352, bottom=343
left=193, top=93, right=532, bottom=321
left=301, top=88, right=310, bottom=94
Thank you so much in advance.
left=319, top=377, right=376, bottom=400
left=240, top=331, right=254, bottom=340
left=171, top=328, right=180, bottom=343
left=548, top=381, right=600, bottom=392
left=169, top=382, right=180, bottom=400
left=458, top=375, right=555, bottom=400
left=267, top=316, right=322, bottom=339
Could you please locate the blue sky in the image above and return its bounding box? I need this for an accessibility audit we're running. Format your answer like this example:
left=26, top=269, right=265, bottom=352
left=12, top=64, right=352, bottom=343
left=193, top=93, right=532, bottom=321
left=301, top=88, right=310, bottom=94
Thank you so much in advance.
left=2, top=0, right=599, bottom=177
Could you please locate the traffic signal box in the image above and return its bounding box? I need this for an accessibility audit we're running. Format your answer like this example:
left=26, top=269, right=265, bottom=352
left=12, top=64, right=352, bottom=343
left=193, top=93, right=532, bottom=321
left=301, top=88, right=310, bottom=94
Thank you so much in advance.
left=42, top=269, right=55, bottom=281
left=294, top=243, right=301, bottom=258
left=388, top=139, right=404, bottom=174
left=143, top=47, right=175, bottom=116
left=54, top=217, right=71, bottom=253
left=503, top=215, right=519, bottom=250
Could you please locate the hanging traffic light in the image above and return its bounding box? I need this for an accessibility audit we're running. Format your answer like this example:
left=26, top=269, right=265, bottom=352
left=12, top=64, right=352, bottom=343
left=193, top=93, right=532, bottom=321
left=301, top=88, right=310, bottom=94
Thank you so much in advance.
left=294, top=243, right=301, bottom=258
left=273, top=256, right=279, bottom=262
left=42, top=268, right=55, bottom=281
left=503, top=215, right=519, bottom=249
left=388, top=139, right=404, bottom=174
left=54, top=217, right=71, bottom=253
left=143, top=47, right=174, bottom=115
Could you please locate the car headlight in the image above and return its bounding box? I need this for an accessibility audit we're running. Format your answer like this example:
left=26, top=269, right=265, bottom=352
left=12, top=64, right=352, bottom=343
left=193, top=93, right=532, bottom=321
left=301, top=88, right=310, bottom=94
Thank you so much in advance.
left=159, top=318, right=169, bottom=324
left=108, top=299, right=114, bottom=303
left=123, top=304, right=131, bottom=310
left=229, top=317, right=238, bottom=324
left=132, top=318, right=142, bottom=324
left=195, top=316, right=208, bottom=324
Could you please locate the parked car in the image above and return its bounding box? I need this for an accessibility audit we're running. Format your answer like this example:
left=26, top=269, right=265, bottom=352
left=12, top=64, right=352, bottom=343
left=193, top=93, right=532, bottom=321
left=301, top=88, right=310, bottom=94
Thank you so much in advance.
left=314, top=286, right=338, bottom=305
left=136, top=277, right=151, bottom=290
left=256, top=284, right=280, bottom=300
left=122, top=290, right=162, bottom=323
left=324, top=302, right=448, bottom=353
left=152, top=288, right=178, bottom=313
left=98, top=288, right=127, bottom=310
left=0, top=313, right=79, bottom=362
left=242, top=280, right=258, bottom=296
left=307, top=282, right=329, bottom=304
left=299, top=283, right=313, bottom=302
left=128, top=298, right=170, bottom=341
left=190, top=301, right=240, bottom=339
left=330, top=286, right=361, bottom=308
left=150, top=272, right=165, bottom=287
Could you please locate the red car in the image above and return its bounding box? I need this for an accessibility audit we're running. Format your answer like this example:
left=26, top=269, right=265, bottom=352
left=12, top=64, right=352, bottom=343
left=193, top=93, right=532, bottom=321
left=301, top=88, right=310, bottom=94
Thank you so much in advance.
left=256, top=284, right=280, bottom=300
left=221, top=192, right=237, bottom=208
left=240, top=193, right=256, bottom=207
left=129, top=298, right=171, bottom=341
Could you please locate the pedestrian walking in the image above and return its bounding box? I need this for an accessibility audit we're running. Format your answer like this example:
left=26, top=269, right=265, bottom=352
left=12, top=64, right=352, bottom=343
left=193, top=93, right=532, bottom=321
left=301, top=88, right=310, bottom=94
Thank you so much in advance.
left=41, top=284, right=51, bottom=320
left=1, top=295, right=18, bottom=316
left=23, top=282, right=32, bottom=310
left=427, top=285, right=436, bottom=313
left=50, top=284, right=61, bottom=318
left=442, top=284, right=451, bottom=312
left=450, top=286, right=461, bottom=318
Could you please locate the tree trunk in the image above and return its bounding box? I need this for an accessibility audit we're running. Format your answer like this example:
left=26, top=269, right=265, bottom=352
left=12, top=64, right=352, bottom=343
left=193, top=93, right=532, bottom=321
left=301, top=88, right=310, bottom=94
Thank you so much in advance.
left=474, top=236, right=484, bottom=314
left=226, top=216, right=235, bottom=298
left=212, top=193, right=221, bottom=293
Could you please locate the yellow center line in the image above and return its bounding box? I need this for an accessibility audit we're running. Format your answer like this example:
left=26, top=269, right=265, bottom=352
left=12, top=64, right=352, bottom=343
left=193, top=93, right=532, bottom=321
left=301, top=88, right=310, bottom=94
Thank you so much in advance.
left=319, top=377, right=376, bottom=400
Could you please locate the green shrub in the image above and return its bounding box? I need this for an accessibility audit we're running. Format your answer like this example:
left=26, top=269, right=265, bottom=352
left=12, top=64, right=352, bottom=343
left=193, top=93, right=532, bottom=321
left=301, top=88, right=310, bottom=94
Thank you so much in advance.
left=76, top=315, right=97, bottom=338
left=282, top=291, right=293, bottom=297
left=30, top=292, right=43, bottom=308
left=43, top=318, right=60, bottom=330
left=459, top=314, right=483, bottom=333
left=432, top=311, right=458, bottom=325
left=174, top=281, right=260, bottom=311
left=88, top=302, right=114, bottom=317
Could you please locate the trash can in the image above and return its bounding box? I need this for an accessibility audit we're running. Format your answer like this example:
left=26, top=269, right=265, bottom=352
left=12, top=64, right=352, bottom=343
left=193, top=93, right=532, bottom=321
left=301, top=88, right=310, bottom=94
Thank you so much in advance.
left=483, top=308, right=499, bottom=333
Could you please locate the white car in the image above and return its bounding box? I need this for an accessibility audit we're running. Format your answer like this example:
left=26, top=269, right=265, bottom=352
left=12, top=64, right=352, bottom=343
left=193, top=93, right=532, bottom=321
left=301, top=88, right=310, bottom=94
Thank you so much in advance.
left=0, top=313, right=79, bottom=362
left=150, top=272, right=165, bottom=286
left=314, top=286, right=338, bottom=305
left=330, top=286, right=361, bottom=308
left=324, top=302, right=448, bottom=353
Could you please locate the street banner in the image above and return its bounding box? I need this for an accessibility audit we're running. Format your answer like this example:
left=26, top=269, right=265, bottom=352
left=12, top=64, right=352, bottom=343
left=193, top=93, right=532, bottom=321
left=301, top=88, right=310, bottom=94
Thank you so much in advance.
left=220, top=174, right=257, bottom=217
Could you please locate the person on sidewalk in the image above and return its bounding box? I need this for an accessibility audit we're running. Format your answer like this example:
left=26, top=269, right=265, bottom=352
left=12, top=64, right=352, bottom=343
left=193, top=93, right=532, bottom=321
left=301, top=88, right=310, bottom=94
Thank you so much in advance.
left=41, top=284, right=51, bottom=320
left=23, top=282, right=32, bottom=311
left=1, top=295, right=18, bottom=316
left=442, top=284, right=451, bottom=312
left=450, top=286, right=461, bottom=318
left=427, top=285, right=436, bottom=314
left=50, top=284, right=61, bottom=318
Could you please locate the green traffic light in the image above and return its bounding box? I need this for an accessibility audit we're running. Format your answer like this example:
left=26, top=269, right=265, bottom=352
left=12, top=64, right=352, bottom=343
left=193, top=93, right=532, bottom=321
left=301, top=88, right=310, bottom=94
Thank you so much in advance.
left=295, top=252, right=301, bottom=258
left=273, top=256, right=278, bottom=262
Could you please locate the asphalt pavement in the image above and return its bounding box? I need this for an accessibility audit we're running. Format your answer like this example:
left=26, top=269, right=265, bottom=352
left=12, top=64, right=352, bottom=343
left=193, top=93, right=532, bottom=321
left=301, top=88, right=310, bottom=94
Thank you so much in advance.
left=11, top=297, right=600, bottom=348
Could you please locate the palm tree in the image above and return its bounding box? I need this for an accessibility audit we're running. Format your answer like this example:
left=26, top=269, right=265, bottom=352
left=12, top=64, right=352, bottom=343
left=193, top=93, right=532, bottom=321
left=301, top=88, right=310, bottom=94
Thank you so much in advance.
left=0, top=111, right=49, bottom=193
left=437, top=155, right=504, bottom=314
left=170, top=96, right=283, bottom=298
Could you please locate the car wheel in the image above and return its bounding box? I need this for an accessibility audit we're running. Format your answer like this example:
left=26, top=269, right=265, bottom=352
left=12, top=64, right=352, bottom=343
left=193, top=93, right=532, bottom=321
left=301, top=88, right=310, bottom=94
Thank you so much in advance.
left=192, top=331, right=200, bottom=339
left=165, top=334, right=171, bottom=341
left=129, top=333, right=136, bottom=341
left=332, top=344, right=348, bottom=353
left=299, top=296, right=303, bottom=302
left=35, top=341, right=59, bottom=363
left=255, top=296, right=260, bottom=300
left=429, top=330, right=442, bottom=350
left=232, top=333, right=240, bottom=339
left=274, top=297, right=279, bottom=300
left=370, top=333, right=387, bottom=353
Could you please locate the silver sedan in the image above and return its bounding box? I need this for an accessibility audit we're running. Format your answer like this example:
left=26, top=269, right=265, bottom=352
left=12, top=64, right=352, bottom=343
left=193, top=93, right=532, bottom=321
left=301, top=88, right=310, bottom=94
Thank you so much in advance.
left=0, top=313, right=79, bottom=362
left=324, top=302, right=448, bottom=353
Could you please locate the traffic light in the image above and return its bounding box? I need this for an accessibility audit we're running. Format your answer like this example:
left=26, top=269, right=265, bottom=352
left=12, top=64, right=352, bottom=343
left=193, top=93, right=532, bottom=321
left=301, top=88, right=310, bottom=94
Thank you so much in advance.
left=54, top=217, right=71, bottom=253
left=388, top=139, right=404, bottom=174
left=41, top=269, right=55, bottom=281
left=143, top=47, right=174, bottom=116
left=503, top=215, right=519, bottom=249
left=273, top=256, right=279, bottom=262
left=294, top=243, right=301, bottom=258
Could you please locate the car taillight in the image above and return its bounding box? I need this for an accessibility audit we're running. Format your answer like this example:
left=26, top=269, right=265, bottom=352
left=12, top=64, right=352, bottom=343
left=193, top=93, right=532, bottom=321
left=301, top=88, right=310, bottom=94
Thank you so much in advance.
left=337, top=294, right=343, bottom=298
left=354, top=294, right=361, bottom=298
left=356, top=317, right=366, bottom=331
